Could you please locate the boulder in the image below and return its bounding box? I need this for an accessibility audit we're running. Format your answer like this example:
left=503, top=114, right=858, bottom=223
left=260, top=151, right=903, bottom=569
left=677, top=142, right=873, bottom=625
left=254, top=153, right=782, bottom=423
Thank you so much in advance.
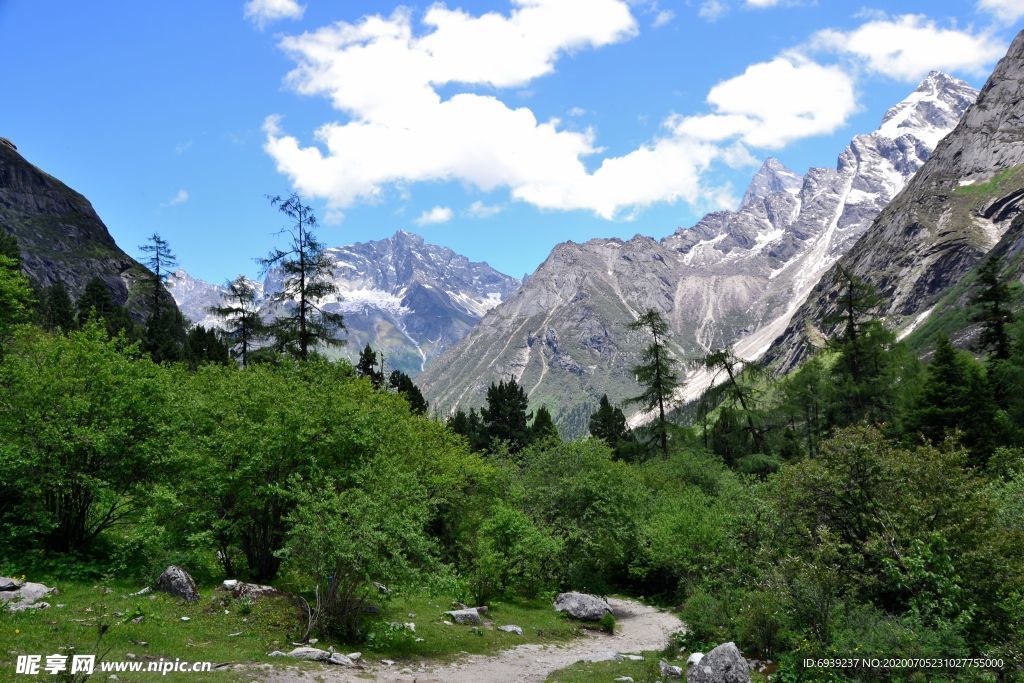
left=285, top=647, right=331, bottom=662
left=0, top=579, right=55, bottom=612
left=660, top=659, right=683, bottom=679
left=687, top=642, right=750, bottom=683
left=444, top=608, right=482, bottom=625
left=498, top=624, right=523, bottom=635
left=155, top=566, right=199, bottom=603
left=553, top=592, right=612, bottom=621
left=234, top=582, right=279, bottom=600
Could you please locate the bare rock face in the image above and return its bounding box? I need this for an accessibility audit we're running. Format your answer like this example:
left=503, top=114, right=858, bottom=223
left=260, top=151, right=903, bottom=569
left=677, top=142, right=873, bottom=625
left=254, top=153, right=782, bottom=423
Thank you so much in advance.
left=0, top=143, right=165, bottom=319
left=154, top=566, right=199, bottom=603
left=420, top=73, right=977, bottom=435
left=767, top=31, right=1024, bottom=371
left=553, top=592, right=612, bottom=621
left=687, top=642, right=750, bottom=683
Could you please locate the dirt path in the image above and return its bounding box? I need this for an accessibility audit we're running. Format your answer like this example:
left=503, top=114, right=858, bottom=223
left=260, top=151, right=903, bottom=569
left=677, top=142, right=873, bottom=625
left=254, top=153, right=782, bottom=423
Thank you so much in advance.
left=256, top=598, right=684, bottom=683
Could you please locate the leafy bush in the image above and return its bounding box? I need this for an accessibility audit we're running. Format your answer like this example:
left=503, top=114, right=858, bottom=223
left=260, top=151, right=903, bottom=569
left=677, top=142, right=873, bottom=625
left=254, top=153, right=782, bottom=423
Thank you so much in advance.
left=469, top=505, right=562, bottom=604
left=599, top=611, right=616, bottom=634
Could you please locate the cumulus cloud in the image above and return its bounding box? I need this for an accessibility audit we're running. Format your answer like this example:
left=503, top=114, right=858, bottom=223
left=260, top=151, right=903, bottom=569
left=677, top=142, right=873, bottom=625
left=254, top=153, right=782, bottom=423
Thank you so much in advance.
left=466, top=201, right=504, bottom=218
left=672, top=56, right=857, bottom=149
left=265, top=1, right=759, bottom=219
left=244, top=0, right=304, bottom=29
left=161, top=189, right=189, bottom=208
left=415, top=206, right=454, bottom=225
left=746, top=0, right=781, bottom=6
left=698, top=0, right=728, bottom=21
left=977, top=0, right=1024, bottom=23
left=811, top=14, right=1004, bottom=82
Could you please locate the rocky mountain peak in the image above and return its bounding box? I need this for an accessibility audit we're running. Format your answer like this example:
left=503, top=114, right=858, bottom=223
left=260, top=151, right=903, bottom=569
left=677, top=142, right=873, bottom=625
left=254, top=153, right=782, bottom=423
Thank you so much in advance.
left=740, top=157, right=803, bottom=209
left=876, top=70, right=978, bottom=147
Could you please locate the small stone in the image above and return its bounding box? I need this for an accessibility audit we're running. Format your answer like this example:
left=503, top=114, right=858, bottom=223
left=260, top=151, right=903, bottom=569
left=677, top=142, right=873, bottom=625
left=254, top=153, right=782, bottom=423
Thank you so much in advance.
left=228, top=631, right=243, bottom=637
left=381, top=659, right=395, bottom=667
left=222, top=580, right=239, bottom=590
left=155, top=566, right=200, bottom=603
left=615, top=678, right=635, bottom=682
left=443, top=608, right=481, bottom=625
left=285, top=647, right=331, bottom=662
left=132, top=616, right=144, bottom=624
left=125, top=653, right=136, bottom=660
left=498, top=625, right=523, bottom=635
left=328, top=653, right=354, bottom=666
left=660, top=659, right=682, bottom=679
left=267, top=651, right=285, bottom=657
left=346, top=652, right=362, bottom=662
left=180, top=616, right=190, bottom=622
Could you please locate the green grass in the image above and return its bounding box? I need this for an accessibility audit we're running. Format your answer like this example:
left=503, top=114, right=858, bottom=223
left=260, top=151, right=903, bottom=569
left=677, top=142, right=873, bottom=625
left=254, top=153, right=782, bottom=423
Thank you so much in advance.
left=546, top=650, right=687, bottom=683
left=0, top=581, right=582, bottom=681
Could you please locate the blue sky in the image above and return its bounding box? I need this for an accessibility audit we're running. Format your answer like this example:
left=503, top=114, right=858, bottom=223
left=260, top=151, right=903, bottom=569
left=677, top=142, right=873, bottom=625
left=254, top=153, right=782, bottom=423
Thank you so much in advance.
left=3, top=1, right=1021, bottom=282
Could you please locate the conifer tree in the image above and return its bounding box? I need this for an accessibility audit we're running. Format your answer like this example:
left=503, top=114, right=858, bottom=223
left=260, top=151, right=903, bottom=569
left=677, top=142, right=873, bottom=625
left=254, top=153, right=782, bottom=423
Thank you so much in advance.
left=357, top=344, right=385, bottom=389
left=76, top=276, right=135, bottom=338
left=186, top=325, right=231, bottom=367
left=703, top=348, right=767, bottom=454
left=258, top=193, right=344, bottom=360
left=530, top=405, right=559, bottom=443
left=588, top=394, right=634, bottom=458
left=481, top=377, right=531, bottom=452
left=627, top=309, right=680, bottom=457
left=139, top=233, right=189, bottom=362
left=39, top=281, right=76, bottom=333
left=972, top=255, right=1014, bottom=361
left=447, top=407, right=489, bottom=451
left=389, top=369, right=428, bottom=415
left=209, top=275, right=264, bottom=367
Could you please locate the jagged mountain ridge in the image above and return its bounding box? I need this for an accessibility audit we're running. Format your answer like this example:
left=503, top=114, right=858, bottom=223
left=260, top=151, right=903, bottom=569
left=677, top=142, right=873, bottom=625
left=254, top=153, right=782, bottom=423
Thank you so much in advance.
left=419, top=72, right=978, bottom=436
left=169, top=231, right=519, bottom=375
left=765, top=32, right=1024, bottom=372
left=0, top=140, right=158, bottom=315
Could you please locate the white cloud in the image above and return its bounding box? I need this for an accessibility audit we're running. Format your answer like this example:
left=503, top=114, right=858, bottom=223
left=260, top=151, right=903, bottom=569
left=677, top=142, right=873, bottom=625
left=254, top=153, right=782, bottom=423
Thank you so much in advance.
left=244, top=0, right=304, bottom=29
left=746, top=0, right=781, bottom=6
left=698, top=0, right=728, bottom=21
left=174, top=140, right=193, bottom=155
left=978, top=0, right=1024, bottom=23
left=672, top=56, right=857, bottom=149
left=567, top=106, right=587, bottom=117
left=652, top=9, right=675, bottom=27
left=466, top=201, right=505, bottom=218
left=265, top=2, right=752, bottom=219
left=811, top=14, right=1004, bottom=82
left=161, top=189, right=189, bottom=208
left=415, top=206, right=454, bottom=225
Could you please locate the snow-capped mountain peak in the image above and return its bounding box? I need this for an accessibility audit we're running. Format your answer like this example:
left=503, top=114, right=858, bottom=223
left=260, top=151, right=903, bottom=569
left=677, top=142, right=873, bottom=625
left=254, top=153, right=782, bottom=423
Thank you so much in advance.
left=740, top=157, right=803, bottom=209
left=169, top=232, right=519, bottom=375
left=876, top=71, right=977, bottom=147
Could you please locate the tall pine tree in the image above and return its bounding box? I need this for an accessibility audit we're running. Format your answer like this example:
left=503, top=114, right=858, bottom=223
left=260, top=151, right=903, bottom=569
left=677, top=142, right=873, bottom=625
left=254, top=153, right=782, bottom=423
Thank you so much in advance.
left=627, top=309, right=680, bottom=457
left=209, top=275, right=264, bottom=366
left=139, top=233, right=188, bottom=362
left=481, top=377, right=531, bottom=452
left=389, top=369, right=428, bottom=415
left=529, top=405, right=559, bottom=443
left=76, top=276, right=135, bottom=338
left=258, top=193, right=344, bottom=360
left=356, top=344, right=385, bottom=388
left=972, top=255, right=1014, bottom=361
left=39, top=281, right=76, bottom=333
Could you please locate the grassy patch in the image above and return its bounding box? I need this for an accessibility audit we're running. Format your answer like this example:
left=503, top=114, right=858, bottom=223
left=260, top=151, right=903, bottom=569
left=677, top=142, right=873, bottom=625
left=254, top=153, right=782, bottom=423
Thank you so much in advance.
left=0, top=580, right=581, bottom=681
left=546, top=651, right=686, bottom=683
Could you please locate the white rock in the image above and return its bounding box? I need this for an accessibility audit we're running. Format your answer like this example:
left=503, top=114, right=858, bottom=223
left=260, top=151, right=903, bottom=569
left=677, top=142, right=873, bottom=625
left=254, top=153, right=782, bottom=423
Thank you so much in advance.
left=498, top=624, right=523, bottom=635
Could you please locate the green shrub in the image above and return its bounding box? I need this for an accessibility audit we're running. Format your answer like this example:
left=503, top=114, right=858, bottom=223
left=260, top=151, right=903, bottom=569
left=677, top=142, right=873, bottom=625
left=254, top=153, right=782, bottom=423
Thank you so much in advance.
left=599, top=611, right=616, bottom=634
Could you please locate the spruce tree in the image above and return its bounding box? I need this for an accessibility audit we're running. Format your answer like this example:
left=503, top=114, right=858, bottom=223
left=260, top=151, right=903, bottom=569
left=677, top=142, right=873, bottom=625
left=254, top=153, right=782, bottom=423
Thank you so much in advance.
left=258, top=193, right=344, bottom=360
left=209, top=275, right=264, bottom=367
left=627, top=309, right=680, bottom=457
left=972, top=255, right=1014, bottom=361
left=481, top=377, right=531, bottom=452
left=76, top=276, right=135, bottom=338
left=357, top=344, right=385, bottom=389
left=447, top=408, right=488, bottom=452
left=39, top=281, right=76, bottom=332
left=389, top=369, right=428, bottom=415
left=530, top=405, right=559, bottom=443
left=703, top=348, right=767, bottom=454
left=589, top=394, right=633, bottom=458
left=139, top=233, right=188, bottom=362
left=186, top=325, right=231, bottom=367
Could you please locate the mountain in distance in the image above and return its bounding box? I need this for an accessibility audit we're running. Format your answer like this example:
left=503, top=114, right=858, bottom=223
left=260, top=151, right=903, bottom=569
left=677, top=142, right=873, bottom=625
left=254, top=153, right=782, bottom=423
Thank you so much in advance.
left=169, top=231, right=520, bottom=376
left=766, top=31, right=1024, bottom=372
left=0, top=138, right=160, bottom=315
left=419, top=71, right=978, bottom=436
